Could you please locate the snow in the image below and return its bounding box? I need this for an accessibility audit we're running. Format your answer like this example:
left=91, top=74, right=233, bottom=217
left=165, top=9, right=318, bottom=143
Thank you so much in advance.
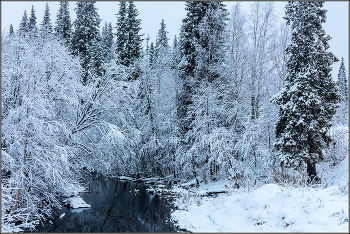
left=171, top=155, right=349, bottom=232
left=62, top=196, right=91, bottom=209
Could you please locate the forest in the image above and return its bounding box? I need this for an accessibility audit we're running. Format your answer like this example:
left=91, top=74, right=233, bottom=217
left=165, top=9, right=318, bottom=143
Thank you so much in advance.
left=1, top=1, right=348, bottom=232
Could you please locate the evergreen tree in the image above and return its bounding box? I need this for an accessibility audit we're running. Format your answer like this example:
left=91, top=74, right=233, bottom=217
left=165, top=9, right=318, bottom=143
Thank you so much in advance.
left=146, top=34, right=150, bottom=61
left=149, top=42, right=155, bottom=67
left=338, top=57, right=348, bottom=103
left=115, top=1, right=127, bottom=65
left=272, top=1, right=340, bottom=182
left=101, top=22, right=114, bottom=63
left=71, top=1, right=103, bottom=85
left=18, top=10, right=29, bottom=36
left=177, top=1, right=226, bottom=136
left=9, top=24, right=14, bottom=36
left=55, top=1, right=72, bottom=46
left=124, top=1, right=143, bottom=66
left=28, top=5, right=37, bottom=33
left=171, top=35, right=181, bottom=69
left=40, top=3, right=53, bottom=36
left=155, top=19, right=169, bottom=52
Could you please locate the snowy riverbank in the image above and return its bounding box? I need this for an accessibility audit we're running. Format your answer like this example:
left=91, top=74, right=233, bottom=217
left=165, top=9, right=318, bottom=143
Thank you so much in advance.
left=170, top=154, right=349, bottom=232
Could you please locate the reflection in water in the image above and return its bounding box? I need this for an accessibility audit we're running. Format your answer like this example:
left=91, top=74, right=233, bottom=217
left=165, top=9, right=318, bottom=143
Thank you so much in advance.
left=35, top=173, right=176, bottom=232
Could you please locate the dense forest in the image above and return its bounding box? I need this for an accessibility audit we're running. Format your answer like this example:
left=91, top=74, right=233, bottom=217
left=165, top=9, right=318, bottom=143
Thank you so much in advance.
left=1, top=1, right=348, bottom=231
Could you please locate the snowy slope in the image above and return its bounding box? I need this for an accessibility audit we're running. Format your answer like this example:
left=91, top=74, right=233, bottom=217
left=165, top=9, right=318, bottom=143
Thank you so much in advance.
left=171, top=153, right=348, bottom=232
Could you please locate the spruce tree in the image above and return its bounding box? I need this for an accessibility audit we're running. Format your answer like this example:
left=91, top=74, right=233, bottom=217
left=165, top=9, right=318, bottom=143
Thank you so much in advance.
left=28, top=5, right=37, bottom=33
left=9, top=24, right=14, bottom=36
left=19, top=10, right=29, bottom=36
left=171, top=35, right=181, bottom=69
left=55, top=1, right=72, bottom=46
left=124, top=1, right=143, bottom=66
left=338, top=57, right=348, bottom=103
left=115, top=1, right=127, bottom=65
left=40, top=3, right=53, bottom=36
left=177, top=1, right=226, bottom=136
left=71, top=1, right=103, bottom=85
left=155, top=19, right=169, bottom=52
left=146, top=34, right=150, bottom=61
left=272, top=1, right=340, bottom=181
left=101, top=22, right=114, bottom=63
left=149, top=42, right=155, bottom=67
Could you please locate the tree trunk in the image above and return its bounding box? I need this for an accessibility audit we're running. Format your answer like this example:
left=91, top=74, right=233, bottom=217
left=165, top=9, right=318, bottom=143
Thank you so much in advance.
left=307, top=162, right=317, bottom=183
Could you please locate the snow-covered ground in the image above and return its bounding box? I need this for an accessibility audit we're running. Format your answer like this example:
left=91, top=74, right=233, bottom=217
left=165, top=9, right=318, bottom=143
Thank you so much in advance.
left=171, top=153, right=348, bottom=232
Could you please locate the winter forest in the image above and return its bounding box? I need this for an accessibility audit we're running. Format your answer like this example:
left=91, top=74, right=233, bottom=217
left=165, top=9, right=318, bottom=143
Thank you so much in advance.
left=1, top=1, right=349, bottom=232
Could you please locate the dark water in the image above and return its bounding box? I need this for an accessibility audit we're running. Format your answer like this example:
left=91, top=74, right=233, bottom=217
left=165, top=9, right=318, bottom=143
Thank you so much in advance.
left=35, top=173, right=176, bottom=232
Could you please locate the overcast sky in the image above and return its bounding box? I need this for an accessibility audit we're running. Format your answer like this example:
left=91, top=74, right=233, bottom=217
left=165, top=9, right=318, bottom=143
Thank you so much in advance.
left=1, top=1, right=348, bottom=79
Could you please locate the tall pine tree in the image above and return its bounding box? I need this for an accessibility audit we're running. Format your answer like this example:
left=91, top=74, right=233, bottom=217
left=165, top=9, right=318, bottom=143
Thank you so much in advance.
left=28, top=5, right=37, bottom=34
left=55, top=1, right=72, bottom=46
left=272, top=1, right=340, bottom=181
left=115, top=1, right=143, bottom=67
left=9, top=24, right=14, bottom=36
left=101, top=22, right=114, bottom=63
left=155, top=19, right=169, bottom=52
left=177, top=1, right=226, bottom=137
left=40, top=3, right=53, bottom=36
left=71, top=1, right=104, bottom=85
left=18, top=10, right=29, bottom=36
left=338, top=57, right=348, bottom=103
left=124, top=1, right=143, bottom=67
left=115, top=1, right=127, bottom=65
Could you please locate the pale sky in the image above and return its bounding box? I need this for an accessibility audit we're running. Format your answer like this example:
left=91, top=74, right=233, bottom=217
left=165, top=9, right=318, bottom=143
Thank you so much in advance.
left=1, top=1, right=348, bottom=79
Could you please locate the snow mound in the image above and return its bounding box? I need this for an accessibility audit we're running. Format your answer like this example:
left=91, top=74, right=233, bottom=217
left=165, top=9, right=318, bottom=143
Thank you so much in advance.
left=62, top=196, right=91, bottom=209
left=172, top=183, right=348, bottom=232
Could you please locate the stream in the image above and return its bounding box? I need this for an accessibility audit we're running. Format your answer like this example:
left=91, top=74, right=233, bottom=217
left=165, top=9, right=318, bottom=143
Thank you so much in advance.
left=35, top=173, right=177, bottom=232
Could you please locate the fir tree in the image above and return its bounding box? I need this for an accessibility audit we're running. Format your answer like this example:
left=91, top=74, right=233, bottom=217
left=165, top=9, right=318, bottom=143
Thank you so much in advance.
left=9, top=24, right=14, bottom=36
left=149, top=42, right=155, bottom=67
left=55, top=1, right=72, bottom=46
left=71, top=1, right=103, bottom=85
left=338, top=57, right=348, bottom=103
left=177, top=1, right=226, bottom=136
left=146, top=34, right=150, bottom=61
left=19, top=10, right=29, bottom=36
left=101, top=22, right=114, bottom=63
left=171, top=35, right=181, bottom=69
left=40, top=3, right=53, bottom=36
left=115, top=1, right=127, bottom=65
left=155, top=19, right=169, bottom=52
left=272, top=1, right=340, bottom=182
left=28, top=5, right=37, bottom=33
left=124, top=1, right=143, bottom=66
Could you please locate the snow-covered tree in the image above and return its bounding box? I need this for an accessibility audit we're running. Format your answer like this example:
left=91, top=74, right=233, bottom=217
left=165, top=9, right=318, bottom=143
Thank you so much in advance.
left=272, top=1, right=340, bottom=181
left=338, top=57, right=348, bottom=103
left=177, top=1, right=227, bottom=137
left=115, top=1, right=143, bottom=67
left=9, top=24, right=14, bottom=36
left=1, top=33, right=84, bottom=231
left=40, top=3, right=53, bottom=36
left=155, top=19, right=169, bottom=53
left=28, top=5, right=38, bottom=35
left=335, top=57, right=348, bottom=125
left=18, top=10, right=29, bottom=36
left=71, top=1, right=103, bottom=85
left=149, top=42, right=155, bottom=67
left=55, top=1, right=72, bottom=46
left=101, top=22, right=114, bottom=63
left=115, top=1, right=127, bottom=65
left=125, top=1, right=143, bottom=66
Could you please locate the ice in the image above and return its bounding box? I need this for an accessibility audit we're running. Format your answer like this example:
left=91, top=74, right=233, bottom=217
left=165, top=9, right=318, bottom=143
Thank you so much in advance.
left=62, top=196, right=91, bottom=209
